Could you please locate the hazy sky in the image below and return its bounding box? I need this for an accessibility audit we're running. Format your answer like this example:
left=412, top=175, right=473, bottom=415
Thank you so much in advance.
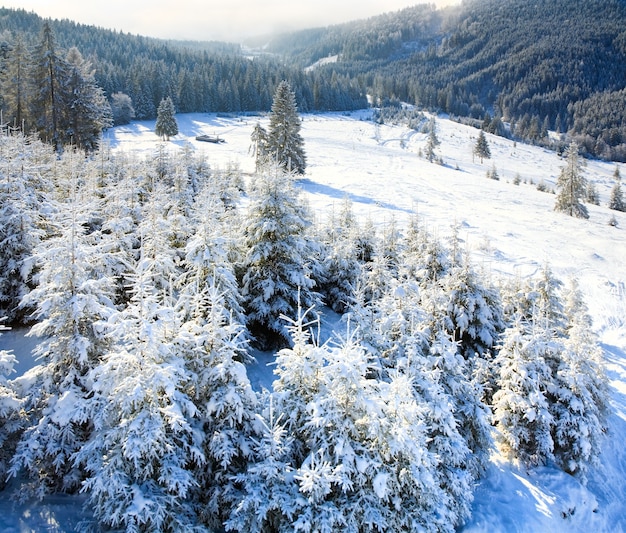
left=1, top=1, right=461, bottom=42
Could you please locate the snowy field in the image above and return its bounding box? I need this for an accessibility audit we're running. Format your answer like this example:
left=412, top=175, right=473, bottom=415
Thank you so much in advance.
left=1, top=110, right=625, bottom=531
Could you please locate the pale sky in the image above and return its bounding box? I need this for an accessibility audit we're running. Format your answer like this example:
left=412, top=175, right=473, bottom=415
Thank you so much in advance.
left=1, top=1, right=460, bottom=42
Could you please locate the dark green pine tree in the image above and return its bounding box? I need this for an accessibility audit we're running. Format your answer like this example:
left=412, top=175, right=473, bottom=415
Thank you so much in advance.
left=267, top=80, right=306, bottom=174
left=64, top=47, right=112, bottom=151
left=30, top=22, right=70, bottom=150
left=473, top=130, right=491, bottom=164
left=155, top=96, right=178, bottom=141
left=1, top=34, right=31, bottom=132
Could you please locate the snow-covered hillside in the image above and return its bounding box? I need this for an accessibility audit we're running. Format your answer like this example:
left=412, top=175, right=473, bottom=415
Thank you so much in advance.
left=108, top=110, right=626, bottom=532
left=1, top=110, right=625, bottom=531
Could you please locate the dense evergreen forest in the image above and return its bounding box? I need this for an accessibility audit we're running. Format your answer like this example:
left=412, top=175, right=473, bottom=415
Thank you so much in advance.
left=0, top=7, right=367, bottom=126
left=2, top=0, right=626, bottom=158
left=261, top=0, right=626, bottom=161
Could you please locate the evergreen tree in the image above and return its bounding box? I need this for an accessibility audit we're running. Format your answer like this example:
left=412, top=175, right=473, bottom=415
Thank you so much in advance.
left=250, top=122, right=269, bottom=173
left=609, top=166, right=625, bottom=212
left=473, top=130, right=491, bottom=164
left=317, top=197, right=363, bottom=313
left=267, top=81, right=307, bottom=174
left=0, top=34, right=31, bottom=132
left=110, top=92, right=135, bottom=126
left=30, top=22, right=70, bottom=150
left=155, top=96, right=178, bottom=141
left=0, top=134, right=53, bottom=323
left=425, top=117, right=440, bottom=162
left=554, top=141, right=589, bottom=219
left=239, top=165, right=319, bottom=348
left=174, top=283, right=258, bottom=529
left=493, top=321, right=555, bottom=466
left=9, top=189, right=115, bottom=498
left=77, top=208, right=198, bottom=531
left=64, top=47, right=112, bottom=151
left=0, top=331, right=23, bottom=491
left=233, top=309, right=454, bottom=533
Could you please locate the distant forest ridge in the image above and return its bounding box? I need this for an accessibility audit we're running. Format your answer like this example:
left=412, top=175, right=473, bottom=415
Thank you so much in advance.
left=2, top=0, right=626, bottom=160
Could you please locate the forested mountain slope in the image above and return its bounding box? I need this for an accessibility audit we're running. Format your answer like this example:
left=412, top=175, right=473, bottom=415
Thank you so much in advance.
left=3, top=1, right=626, bottom=160
left=261, top=0, right=626, bottom=161
left=0, top=8, right=367, bottom=120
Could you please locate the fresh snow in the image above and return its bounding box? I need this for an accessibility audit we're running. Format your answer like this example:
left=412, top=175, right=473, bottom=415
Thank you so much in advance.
left=1, top=109, right=625, bottom=531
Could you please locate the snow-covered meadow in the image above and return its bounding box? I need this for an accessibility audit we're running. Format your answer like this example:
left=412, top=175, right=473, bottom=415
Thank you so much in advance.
left=1, top=109, right=625, bottom=531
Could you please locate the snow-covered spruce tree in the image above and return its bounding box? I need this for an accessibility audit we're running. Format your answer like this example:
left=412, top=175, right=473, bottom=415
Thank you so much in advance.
left=77, top=238, right=200, bottom=532
left=398, top=215, right=450, bottom=286
left=9, top=191, right=115, bottom=498
left=0, top=331, right=23, bottom=491
left=64, top=46, right=112, bottom=151
left=155, top=96, right=179, bottom=141
left=492, top=320, right=555, bottom=466
left=267, top=80, right=306, bottom=174
left=425, top=117, right=441, bottom=163
left=316, top=197, right=363, bottom=313
left=234, top=307, right=451, bottom=533
left=179, top=181, right=244, bottom=325
left=174, top=282, right=258, bottom=529
left=549, top=278, right=610, bottom=482
left=554, top=141, right=589, bottom=219
left=250, top=122, right=270, bottom=173
left=0, top=134, right=53, bottom=323
left=473, top=130, right=491, bottom=164
left=226, top=391, right=299, bottom=533
left=348, top=276, right=489, bottom=516
left=239, top=164, right=320, bottom=348
left=609, top=166, right=625, bottom=212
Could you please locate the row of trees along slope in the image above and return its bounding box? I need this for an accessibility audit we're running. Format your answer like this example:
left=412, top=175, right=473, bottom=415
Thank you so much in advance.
left=0, top=6, right=367, bottom=131
left=262, top=0, right=626, bottom=161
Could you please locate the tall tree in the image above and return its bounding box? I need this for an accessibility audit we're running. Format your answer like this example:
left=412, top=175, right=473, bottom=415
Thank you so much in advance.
left=239, top=165, right=319, bottom=348
left=64, top=47, right=112, bottom=151
left=9, top=187, right=114, bottom=498
left=0, top=34, right=31, bottom=131
left=267, top=81, right=306, bottom=174
left=155, top=96, right=178, bottom=141
left=30, top=22, right=69, bottom=150
left=554, top=141, right=589, bottom=219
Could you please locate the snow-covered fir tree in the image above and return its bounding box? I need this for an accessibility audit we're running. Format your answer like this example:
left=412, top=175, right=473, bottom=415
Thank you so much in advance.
left=76, top=243, right=200, bottom=531
left=495, top=273, right=610, bottom=476
left=549, top=278, right=610, bottom=482
left=0, top=330, right=23, bottom=491
left=473, top=130, right=491, bottom=164
left=315, top=197, right=363, bottom=313
left=492, top=320, right=555, bottom=466
left=0, top=134, right=53, bottom=323
left=174, top=282, right=259, bottom=529
left=250, top=122, right=270, bottom=173
left=425, top=117, right=441, bottom=162
left=155, top=96, right=179, bottom=141
left=239, top=164, right=320, bottom=348
left=609, top=166, right=625, bottom=212
left=234, top=307, right=457, bottom=532
left=9, top=188, right=115, bottom=498
left=267, top=81, right=306, bottom=174
left=554, top=141, right=589, bottom=219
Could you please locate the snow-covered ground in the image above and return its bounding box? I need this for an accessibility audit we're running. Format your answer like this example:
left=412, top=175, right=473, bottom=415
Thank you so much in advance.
left=2, top=110, right=625, bottom=531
